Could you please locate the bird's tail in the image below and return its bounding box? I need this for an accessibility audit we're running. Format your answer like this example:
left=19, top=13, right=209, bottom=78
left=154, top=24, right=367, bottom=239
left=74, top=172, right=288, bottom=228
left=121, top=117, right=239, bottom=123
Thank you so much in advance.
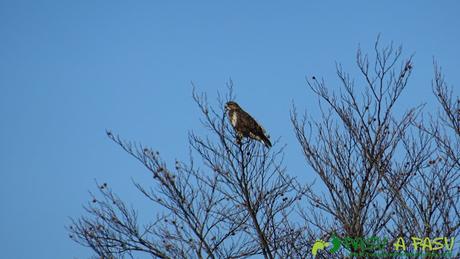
left=261, top=135, right=272, bottom=148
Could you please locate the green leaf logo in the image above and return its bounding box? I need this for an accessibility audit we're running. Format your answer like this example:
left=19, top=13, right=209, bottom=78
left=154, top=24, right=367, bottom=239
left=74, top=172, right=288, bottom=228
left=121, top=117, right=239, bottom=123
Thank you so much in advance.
left=312, top=240, right=330, bottom=256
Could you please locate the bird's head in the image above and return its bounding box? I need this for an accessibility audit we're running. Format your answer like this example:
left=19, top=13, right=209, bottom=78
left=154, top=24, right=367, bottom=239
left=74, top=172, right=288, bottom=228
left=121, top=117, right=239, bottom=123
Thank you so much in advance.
left=225, top=101, right=240, bottom=111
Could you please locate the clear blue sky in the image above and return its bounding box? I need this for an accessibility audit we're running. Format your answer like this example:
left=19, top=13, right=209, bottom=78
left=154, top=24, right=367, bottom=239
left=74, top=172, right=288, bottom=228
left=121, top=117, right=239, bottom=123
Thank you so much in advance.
left=1, top=1, right=459, bottom=258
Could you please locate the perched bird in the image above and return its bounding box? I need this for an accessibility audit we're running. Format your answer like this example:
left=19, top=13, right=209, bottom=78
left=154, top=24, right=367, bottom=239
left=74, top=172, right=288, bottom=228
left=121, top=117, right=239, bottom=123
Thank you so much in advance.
left=225, top=101, right=272, bottom=148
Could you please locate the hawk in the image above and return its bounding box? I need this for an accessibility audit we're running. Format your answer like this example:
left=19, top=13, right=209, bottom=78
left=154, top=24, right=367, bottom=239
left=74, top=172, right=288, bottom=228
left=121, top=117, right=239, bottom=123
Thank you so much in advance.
left=225, top=101, right=272, bottom=148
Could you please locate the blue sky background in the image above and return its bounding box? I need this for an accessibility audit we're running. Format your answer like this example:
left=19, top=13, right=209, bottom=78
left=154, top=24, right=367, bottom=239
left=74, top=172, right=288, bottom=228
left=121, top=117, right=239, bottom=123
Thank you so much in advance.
left=1, top=1, right=459, bottom=258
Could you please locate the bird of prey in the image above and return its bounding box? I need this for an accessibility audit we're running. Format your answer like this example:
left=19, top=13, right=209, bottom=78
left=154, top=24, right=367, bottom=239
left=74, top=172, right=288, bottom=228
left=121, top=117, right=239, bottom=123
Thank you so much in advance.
left=225, top=101, right=272, bottom=148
